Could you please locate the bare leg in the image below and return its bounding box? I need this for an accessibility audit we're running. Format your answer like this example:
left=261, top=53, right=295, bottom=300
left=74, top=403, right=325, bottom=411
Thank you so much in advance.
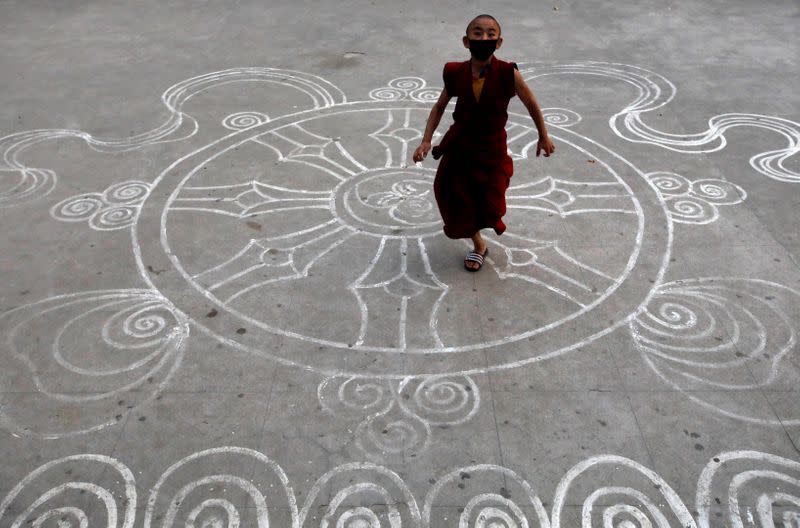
left=465, top=230, right=488, bottom=270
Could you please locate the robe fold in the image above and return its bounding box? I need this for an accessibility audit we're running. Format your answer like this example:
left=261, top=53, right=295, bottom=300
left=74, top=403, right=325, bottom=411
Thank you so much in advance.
left=432, top=57, right=518, bottom=239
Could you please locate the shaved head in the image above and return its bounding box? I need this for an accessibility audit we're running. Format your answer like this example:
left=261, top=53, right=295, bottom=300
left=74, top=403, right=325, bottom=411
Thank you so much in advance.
left=466, top=14, right=501, bottom=35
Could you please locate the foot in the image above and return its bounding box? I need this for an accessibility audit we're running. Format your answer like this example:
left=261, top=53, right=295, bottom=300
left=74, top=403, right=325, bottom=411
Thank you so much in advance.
left=464, top=246, right=488, bottom=272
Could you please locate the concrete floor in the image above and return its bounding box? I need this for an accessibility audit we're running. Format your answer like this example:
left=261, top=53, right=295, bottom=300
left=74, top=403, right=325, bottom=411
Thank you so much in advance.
left=1, top=1, right=799, bottom=526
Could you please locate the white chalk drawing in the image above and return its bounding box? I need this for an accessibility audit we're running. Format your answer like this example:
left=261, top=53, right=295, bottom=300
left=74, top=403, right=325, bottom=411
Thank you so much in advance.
left=5, top=447, right=799, bottom=527
left=0, top=290, right=189, bottom=438
left=369, top=76, right=441, bottom=103
left=632, top=278, right=800, bottom=426
left=542, top=107, right=582, bottom=127
left=423, top=464, right=549, bottom=527
left=0, top=454, right=136, bottom=528
left=318, top=375, right=479, bottom=462
left=143, top=447, right=298, bottom=528
left=646, top=172, right=746, bottom=224
left=520, top=62, right=800, bottom=183
left=222, top=111, right=271, bottom=130
left=696, top=450, right=800, bottom=528
left=135, top=72, right=670, bottom=379
left=2, top=65, right=800, bottom=462
left=0, top=68, right=343, bottom=208
left=51, top=180, right=152, bottom=230
left=552, top=454, right=696, bottom=528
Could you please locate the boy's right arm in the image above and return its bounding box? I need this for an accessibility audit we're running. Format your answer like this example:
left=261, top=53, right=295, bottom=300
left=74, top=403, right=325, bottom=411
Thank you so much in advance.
left=413, top=88, right=451, bottom=163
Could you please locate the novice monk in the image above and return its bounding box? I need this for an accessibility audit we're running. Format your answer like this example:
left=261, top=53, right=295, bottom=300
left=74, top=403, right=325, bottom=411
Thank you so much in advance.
left=412, top=14, right=555, bottom=271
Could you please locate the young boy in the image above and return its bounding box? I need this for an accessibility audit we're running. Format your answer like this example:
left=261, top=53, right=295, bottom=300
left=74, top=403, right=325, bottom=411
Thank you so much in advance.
left=412, top=14, right=555, bottom=271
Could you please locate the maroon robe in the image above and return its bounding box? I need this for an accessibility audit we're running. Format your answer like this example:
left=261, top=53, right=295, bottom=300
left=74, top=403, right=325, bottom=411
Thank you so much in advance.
left=432, top=57, right=518, bottom=239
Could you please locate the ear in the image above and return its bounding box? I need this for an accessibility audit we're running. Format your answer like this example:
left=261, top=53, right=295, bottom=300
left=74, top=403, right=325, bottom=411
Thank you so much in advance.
left=495, top=36, right=504, bottom=49
left=462, top=35, right=471, bottom=48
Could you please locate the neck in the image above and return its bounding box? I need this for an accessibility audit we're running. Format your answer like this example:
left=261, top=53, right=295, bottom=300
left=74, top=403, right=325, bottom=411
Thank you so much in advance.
left=470, top=56, right=492, bottom=72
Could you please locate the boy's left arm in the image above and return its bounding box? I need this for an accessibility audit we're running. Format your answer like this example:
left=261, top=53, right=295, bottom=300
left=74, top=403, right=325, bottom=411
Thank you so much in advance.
left=514, top=69, right=555, bottom=157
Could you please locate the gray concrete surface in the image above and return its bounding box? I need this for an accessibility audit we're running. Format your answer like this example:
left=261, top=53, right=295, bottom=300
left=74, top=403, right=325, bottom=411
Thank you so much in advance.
left=1, top=0, right=799, bottom=526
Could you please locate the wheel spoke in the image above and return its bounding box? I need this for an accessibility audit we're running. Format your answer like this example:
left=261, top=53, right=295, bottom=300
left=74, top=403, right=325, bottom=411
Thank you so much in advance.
left=254, top=123, right=368, bottom=180
left=350, top=237, right=448, bottom=349
left=490, top=233, right=615, bottom=307
left=194, top=222, right=353, bottom=304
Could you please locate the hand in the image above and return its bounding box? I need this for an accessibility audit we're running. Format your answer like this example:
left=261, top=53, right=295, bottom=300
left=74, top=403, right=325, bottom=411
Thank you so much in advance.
left=413, top=141, right=432, bottom=163
left=536, top=136, right=555, bottom=157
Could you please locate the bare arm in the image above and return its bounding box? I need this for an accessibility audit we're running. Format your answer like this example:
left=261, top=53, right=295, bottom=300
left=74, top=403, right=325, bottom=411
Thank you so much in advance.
left=514, top=69, right=555, bottom=157
left=412, top=88, right=451, bottom=163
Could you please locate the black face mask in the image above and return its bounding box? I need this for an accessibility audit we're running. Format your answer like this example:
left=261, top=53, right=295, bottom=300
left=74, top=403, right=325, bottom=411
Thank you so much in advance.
left=469, top=39, right=498, bottom=61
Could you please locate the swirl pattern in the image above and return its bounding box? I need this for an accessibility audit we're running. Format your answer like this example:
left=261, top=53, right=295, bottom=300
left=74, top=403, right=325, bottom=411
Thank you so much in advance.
left=645, top=172, right=745, bottom=224
left=51, top=192, right=105, bottom=221
left=398, top=375, right=480, bottom=426
left=424, top=465, right=549, bottom=528
left=5, top=448, right=800, bottom=528
left=0, top=454, right=136, bottom=528
left=369, top=77, right=443, bottom=102
left=542, top=108, right=582, bottom=127
left=551, top=455, right=696, bottom=528
left=300, top=463, right=421, bottom=528
left=632, top=278, right=800, bottom=425
left=143, top=447, right=298, bottom=528
left=103, top=180, right=151, bottom=204
left=90, top=204, right=139, bottom=230
left=222, top=111, right=271, bottom=130
left=319, top=375, right=479, bottom=462
left=51, top=180, right=152, bottom=231
left=0, top=290, right=188, bottom=438
left=697, top=451, right=800, bottom=528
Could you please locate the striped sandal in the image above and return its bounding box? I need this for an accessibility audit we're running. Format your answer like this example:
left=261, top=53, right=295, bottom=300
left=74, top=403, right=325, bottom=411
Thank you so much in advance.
left=464, top=247, right=488, bottom=272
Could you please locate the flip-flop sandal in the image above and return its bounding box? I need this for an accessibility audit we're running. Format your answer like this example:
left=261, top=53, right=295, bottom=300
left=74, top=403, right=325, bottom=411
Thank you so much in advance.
left=464, top=248, right=488, bottom=272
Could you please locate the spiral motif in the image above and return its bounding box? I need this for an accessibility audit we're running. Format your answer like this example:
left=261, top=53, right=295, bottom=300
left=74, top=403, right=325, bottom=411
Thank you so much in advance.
left=389, top=77, right=425, bottom=91
left=144, top=447, right=297, bottom=528
left=52, top=180, right=151, bottom=230
left=303, top=464, right=421, bottom=528
left=647, top=172, right=691, bottom=195
left=641, top=298, right=704, bottom=334
left=603, top=505, right=655, bottom=528
left=542, top=108, right=582, bottom=127
left=51, top=193, right=104, bottom=221
left=340, top=378, right=391, bottom=410
left=410, top=88, right=441, bottom=102
left=90, top=205, right=138, bottom=230
left=697, top=451, right=800, bottom=528
left=221, top=111, right=270, bottom=130
left=318, top=376, right=393, bottom=413
left=423, top=465, right=548, bottom=528
left=664, top=196, right=717, bottom=223
left=399, top=375, right=479, bottom=426
left=633, top=289, right=740, bottom=363
left=691, top=178, right=745, bottom=205
left=0, top=454, right=136, bottom=528
left=125, top=309, right=167, bottom=338
left=370, top=77, right=440, bottom=102
left=355, top=407, right=428, bottom=461
left=463, top=498, right=527, bottom=528
left=103, top=180, right=151, bottom=204
left=551, top=456, right=695, bottom=528
left=101, top=298, right=182, bottom=350
left=333, top=507, right=382, bottom=527
left=368, top=87, right=405, bottom=101
left=632, top=279, right=800, bottom=425
left=369, top=419, right=420, bottom=454
left=646, top=173, right=745, bottom=224
left=413, top=378, right=471, bottom=415
left=0, top=290, right=188, bottom=437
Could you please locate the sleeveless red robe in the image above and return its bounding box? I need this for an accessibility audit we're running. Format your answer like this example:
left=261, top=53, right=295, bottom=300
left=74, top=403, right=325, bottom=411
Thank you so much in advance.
left=432, top=57, right=518, bottom=239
